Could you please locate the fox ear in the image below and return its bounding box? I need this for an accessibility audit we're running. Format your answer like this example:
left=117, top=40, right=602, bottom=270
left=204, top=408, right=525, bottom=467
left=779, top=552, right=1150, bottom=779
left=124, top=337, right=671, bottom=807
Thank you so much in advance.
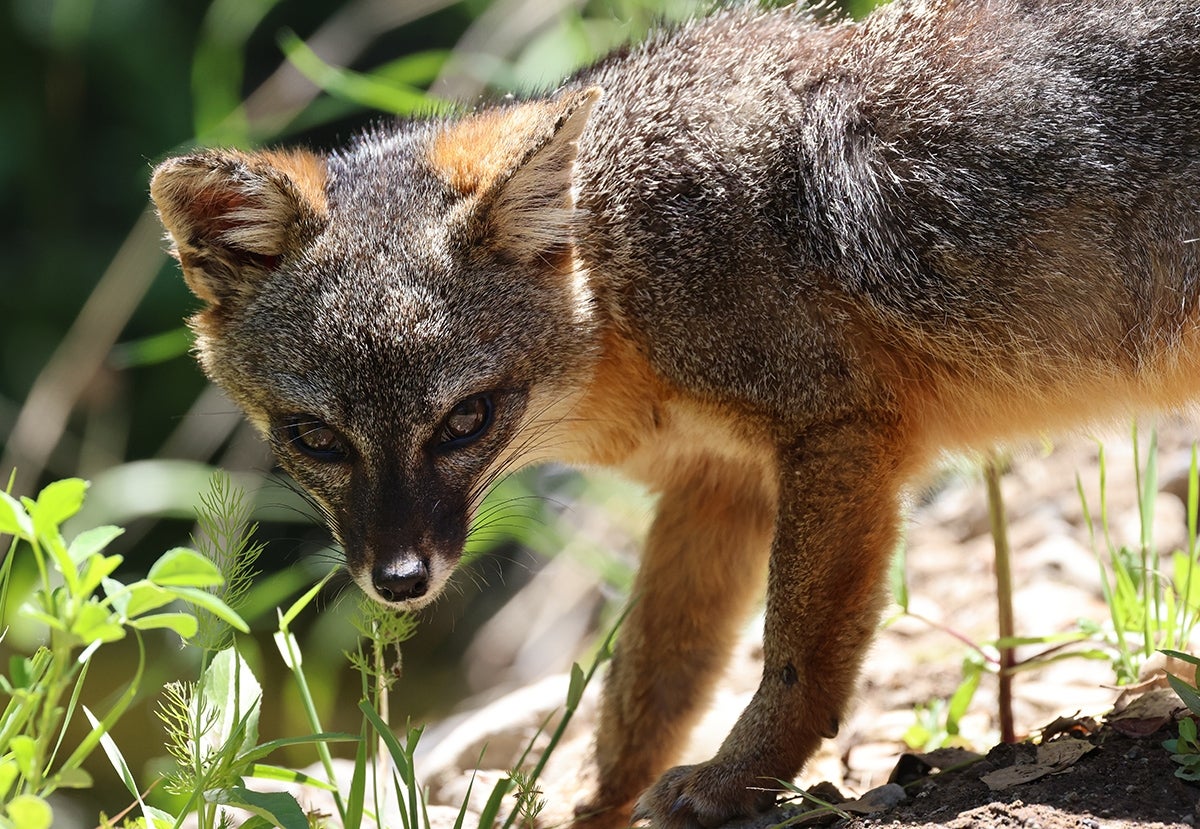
left=430, top=87, right=602, bottom=262
left=150, top=148, right=328, bottom=307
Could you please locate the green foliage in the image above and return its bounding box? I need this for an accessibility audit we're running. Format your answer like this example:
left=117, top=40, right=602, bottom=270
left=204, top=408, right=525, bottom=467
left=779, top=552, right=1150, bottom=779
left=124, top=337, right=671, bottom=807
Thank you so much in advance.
left=1078, top=426, right=1200, bottom=684
left=345, top=595, right=419, bottom=695
left=896, top=423, right=1200, bottom=751
left=0, top=475, right=247, bottom=828
left=346, top=603, right=625, bottom=829
left=190, top=474, right=266, bottom=654
left=279, top=32, right=449, bottom=119
left=1161, top=650, right=1200, bottom=780
left=0, top=472, right=387, bottom=828
left=154, top=644, right=356, bottom=829
left=903, top=652, right=984, bottom=752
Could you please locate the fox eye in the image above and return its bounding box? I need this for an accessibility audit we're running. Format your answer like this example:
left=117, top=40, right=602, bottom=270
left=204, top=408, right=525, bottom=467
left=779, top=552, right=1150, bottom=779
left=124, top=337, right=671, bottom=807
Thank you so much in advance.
left=439, top=394, right=493, bottom=448
left=285, top=417, right=347, bottom=461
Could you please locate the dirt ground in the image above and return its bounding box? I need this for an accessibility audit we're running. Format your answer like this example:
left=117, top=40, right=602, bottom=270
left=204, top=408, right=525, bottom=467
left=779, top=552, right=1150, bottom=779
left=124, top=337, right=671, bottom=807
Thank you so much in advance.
left=835, top=729, right=1197, bottom=829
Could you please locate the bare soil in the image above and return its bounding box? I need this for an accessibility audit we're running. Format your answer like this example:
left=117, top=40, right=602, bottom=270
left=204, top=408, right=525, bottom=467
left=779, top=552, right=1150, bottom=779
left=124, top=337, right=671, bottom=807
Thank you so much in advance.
left=834, top=730, right=1197, bottom=829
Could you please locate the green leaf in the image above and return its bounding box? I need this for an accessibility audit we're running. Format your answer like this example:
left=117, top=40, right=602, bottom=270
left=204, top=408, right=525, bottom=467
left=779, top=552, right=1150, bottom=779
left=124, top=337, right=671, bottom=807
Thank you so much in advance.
left=171, top=586, right=249, bottom=632
left=993, top=632, right=1089, bottom=649
left=273, top=629, right=300, bottom=670
left=477, top=775, right=513, bottom=829
left=566, top=662, right=585, bottom=708
left=128, top=612, right=199, bottom=638
left=279, top=569, right=334, bottom=628
left=1162, top=649, right=1200, bottom=667
left=30, top=479, right=88, bottom=534
left=107, top=579, right=174, bottom=619
left=358, top=699, right=409, bottom=776
left=237, top=732, right=358, bottom=767
left=202, top=648, right=262, bottom=757
left=0, top=759, right=17, bottom=800
left=279, top=30, right=442, bottom=117
left=205, top=786, right=308, bottom=829
left=67, top=525, right=124, bottom=564
left=1168, top=674, right=1200, bottom=717
left=24, top=610, right=68, bottom=633
left=52, top=767, right=93, bottom=789
left=239, top=819, right=278, bottom=829
left=1173, top=552, right=1200, bottom=610
left=0, top=490, right=33, bottom=539
left=109, top=327, right=193, bottom=369
left=83, top=705, right=138, bottom=799
left=5, top=794, right=52, bottom=829
left=10, top=735, right=36, bottom=780
left=43, top=534, right=80, bottom=591
left=946, top=660, right=983, bottom=729
left=9, top=656, right=32, bottom=689
left=78, top=553, right=124, bottom=596
left=70, top=601, right=126, bottom=645
left=345, top=724, right=367, bottom=829
left=1182, top=716, right=1199, bottom=743
left=141, top=804, right=176, bottom=829
left=246, top=763, right=338, bottom=790
left=148, top=547, right=224, bottom=587
left=371, top=50, right=447, bottom=88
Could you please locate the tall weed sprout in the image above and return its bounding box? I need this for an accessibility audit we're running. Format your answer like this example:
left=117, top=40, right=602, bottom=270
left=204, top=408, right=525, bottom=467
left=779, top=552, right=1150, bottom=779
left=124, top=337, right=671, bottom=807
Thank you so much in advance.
left=191, top=473, right=265, bottom=657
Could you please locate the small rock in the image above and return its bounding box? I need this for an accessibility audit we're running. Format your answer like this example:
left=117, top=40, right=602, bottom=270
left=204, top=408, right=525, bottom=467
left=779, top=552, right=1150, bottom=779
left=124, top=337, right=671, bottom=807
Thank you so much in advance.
left=806, top=780, right=847, bottom=806
left=887, top=753, right=933, bottom=787
left=853, top=783, right=907, bottom=812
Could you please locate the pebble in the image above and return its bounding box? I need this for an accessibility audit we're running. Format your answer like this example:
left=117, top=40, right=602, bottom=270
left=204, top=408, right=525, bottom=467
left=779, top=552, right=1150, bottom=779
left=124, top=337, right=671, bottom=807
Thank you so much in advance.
left=857, top=783, right=908, bottom=811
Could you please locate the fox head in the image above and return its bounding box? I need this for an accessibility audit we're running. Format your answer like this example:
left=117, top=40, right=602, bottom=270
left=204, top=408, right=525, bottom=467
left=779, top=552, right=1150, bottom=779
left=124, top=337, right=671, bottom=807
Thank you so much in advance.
left=151, top=88, right=604, bottom=609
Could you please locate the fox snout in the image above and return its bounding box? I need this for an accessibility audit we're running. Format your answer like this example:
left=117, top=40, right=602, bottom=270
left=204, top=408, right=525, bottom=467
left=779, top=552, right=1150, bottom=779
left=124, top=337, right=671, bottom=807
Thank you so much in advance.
left=341, top=501, right=469, bottom=610
left=350, top=532, right=460, bottom=609
left=370, top=553, right=431, bottom=604
left=351, top=546, right=456, bottom=610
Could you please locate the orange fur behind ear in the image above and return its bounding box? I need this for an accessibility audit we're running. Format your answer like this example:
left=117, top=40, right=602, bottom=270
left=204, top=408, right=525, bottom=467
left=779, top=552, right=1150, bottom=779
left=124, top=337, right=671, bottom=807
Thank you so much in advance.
left=257, top=148, right=329, bottom=219
left=427, top=89, right=601, bottom=262
left=430, top=106, right=551, bottom=196
left=428, top=88, right=602, bottom=197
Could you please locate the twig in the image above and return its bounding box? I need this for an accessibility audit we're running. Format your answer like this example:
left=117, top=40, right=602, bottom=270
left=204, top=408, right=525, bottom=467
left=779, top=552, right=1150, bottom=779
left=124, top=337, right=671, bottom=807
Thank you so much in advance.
left=984, top=452, right=1016, bottom=744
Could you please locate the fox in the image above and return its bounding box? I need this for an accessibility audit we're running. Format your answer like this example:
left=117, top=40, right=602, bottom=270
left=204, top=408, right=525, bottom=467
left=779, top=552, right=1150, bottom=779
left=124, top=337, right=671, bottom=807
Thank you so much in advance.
left=150, top=0, right=1200, bottom=826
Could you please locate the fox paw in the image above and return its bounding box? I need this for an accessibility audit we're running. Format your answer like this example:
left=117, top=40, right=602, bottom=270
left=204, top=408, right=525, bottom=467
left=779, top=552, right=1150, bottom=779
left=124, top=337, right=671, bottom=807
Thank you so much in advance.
left=631, top=763, right=778, bottom=829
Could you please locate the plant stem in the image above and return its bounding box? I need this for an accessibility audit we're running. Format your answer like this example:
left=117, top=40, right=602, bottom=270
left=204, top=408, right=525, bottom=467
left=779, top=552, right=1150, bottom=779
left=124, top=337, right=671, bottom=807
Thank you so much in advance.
left=984, top=452, right=1016, bottom=744
left=281, top=628, right=348, bottom=820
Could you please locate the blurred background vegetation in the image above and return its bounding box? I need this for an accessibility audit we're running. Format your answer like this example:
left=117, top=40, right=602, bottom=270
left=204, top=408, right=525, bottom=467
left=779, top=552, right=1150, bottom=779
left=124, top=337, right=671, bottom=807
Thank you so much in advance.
left=0, top=0, right=879, bottom=821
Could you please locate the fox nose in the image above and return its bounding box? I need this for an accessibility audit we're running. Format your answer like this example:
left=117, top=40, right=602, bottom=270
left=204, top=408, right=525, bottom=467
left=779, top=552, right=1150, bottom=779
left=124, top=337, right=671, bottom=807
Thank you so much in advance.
left=372, top=557, right=430, bottom=603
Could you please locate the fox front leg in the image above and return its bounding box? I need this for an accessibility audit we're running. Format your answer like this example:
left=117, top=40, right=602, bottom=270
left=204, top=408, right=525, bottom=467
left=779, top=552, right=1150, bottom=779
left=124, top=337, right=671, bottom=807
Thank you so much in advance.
left=574, top=461, right=777, bottom=828
left=633, top=418, right=909, bottom=829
